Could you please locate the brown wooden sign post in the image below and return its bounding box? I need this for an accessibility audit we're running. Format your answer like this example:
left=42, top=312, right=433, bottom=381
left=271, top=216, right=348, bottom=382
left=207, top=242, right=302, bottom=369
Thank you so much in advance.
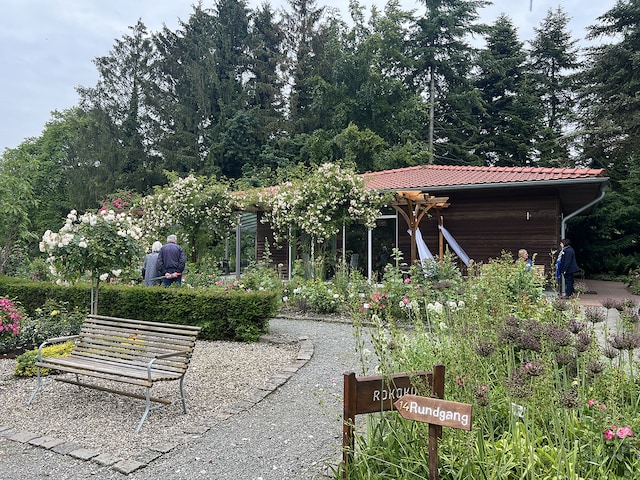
left=342, top=365, right=445, bottom=477
left=395, top=395, right=473, bottom=480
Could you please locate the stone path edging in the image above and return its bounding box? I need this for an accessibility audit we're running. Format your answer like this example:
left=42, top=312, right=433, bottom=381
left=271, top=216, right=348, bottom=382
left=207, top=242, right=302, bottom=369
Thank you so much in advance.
left=0, top=335, right=314, bottom=476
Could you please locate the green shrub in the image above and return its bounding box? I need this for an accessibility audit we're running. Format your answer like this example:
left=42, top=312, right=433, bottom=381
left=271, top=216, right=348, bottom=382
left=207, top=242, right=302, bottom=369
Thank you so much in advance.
left=240, top=262, right=282, bottom=291
left=15, top=299, right=86, bottom=352
left=0, top=276, right=280, bottom=342
left=14, top=341, right=74, bottom=377
left=283, top=279, right=342, bottom=314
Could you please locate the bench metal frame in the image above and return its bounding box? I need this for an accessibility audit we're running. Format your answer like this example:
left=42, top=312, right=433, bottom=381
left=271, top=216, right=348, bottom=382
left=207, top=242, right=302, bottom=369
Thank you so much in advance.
left=27, top=314, right=201, bottom=433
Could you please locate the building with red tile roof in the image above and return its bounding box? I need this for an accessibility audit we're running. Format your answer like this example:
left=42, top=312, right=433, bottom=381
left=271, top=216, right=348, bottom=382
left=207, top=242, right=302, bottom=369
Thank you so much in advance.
left=251, top=165, right=608, bottom=280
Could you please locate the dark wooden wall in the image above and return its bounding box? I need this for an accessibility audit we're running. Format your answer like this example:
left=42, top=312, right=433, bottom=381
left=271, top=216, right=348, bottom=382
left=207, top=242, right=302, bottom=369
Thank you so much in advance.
left=397, top=186, right=561, bottom=272
left=256, top=211, right=289, bottom=276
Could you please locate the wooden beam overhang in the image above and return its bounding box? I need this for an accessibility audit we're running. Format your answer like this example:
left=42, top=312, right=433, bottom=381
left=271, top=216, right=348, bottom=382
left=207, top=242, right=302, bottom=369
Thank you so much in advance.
left=391, top=191, right=450, bottom=265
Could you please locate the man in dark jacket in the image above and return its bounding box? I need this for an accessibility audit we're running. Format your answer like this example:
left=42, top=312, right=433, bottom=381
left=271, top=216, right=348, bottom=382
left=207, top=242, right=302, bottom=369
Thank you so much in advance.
left=559, top=238, right=580, bottom=298
left=158, top=234, right=186, bottom=287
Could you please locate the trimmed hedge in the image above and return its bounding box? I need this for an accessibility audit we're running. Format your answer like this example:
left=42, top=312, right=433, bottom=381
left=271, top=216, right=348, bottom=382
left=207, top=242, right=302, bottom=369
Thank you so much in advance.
left=0, top=276, right=281, bottom=342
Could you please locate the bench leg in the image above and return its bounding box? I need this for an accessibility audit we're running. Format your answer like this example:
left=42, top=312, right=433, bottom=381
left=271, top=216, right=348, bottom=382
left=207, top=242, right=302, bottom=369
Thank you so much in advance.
left=179, top=376, right=187, bottom=414
left=27, top=367, right=43, bottom=405
left=135, top=387, right=152, bottom=434
left=135, top=377, right=188, bottom=433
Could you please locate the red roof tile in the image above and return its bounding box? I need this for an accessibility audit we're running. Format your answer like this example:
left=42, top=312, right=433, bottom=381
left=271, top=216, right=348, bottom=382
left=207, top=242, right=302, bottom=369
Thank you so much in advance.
left=364, top=165, right=607, bottom=190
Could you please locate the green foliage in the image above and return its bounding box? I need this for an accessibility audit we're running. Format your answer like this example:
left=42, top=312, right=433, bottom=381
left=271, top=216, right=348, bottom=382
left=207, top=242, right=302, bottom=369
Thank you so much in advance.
left=240, top=262, right=282, bottom=292
left=14, top=341, right=74, bottom=377
left=14, top=299, right=86, bottom=352
left=0, top=150, right=38, bottom=274
left=87, top=283, right=279, bottom=342
left=302, top=280, right=343, bottom=314
left=0, top=276, right=90, bottom=317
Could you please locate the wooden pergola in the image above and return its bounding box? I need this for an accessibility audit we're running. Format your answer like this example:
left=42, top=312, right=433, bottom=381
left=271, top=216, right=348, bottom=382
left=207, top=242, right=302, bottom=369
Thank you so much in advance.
left=392, top=190, right=450, bottom=265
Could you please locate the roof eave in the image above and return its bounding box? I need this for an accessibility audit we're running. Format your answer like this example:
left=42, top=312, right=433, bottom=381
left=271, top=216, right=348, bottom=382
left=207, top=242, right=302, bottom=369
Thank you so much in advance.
left=374, top=177, right=610, bottom=193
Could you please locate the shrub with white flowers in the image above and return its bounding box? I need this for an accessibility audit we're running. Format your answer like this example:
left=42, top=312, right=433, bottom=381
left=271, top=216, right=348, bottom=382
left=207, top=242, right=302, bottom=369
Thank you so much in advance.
left=138, top=173, right=239, bottom=259
left=259, top=163, right=384, bottom=244
left=40, top=209, right=143, bottom=312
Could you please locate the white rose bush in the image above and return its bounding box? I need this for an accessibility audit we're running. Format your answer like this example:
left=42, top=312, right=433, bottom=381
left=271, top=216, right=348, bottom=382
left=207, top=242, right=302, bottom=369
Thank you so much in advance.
left=138, top=173, right=239, bottom=261
left=260, top=163, right=384, bottom=244
left=40, top=209, right=143, bottom=313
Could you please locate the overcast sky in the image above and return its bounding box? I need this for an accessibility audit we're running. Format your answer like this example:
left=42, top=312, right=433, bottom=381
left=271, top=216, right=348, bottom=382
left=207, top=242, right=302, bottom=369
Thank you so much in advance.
left=0, top=0, right=618, bottom=152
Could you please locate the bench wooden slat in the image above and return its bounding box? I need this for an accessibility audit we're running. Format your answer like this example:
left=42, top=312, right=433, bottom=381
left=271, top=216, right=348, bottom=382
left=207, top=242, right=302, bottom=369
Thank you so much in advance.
left=28, top=314, right=202, bottom=432
left=36, top=356, right=183, bottom=385
left=69, top=350, right=190, bottom=374
left=41, top=353, right=187, bottom=378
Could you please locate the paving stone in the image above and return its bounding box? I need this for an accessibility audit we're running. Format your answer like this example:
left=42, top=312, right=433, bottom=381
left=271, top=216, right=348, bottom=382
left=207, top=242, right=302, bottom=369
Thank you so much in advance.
left=52, top=442, right=83, bottom=455
left=268, top=376, right=287, bottom=387
left=149, top=441, right=179, bottom=454
left=210, top=411, right=233, bottom=421
left=92, top=452, right=122, bottom=466
left=69, top=447, right=99, bottom=460
left=183, top=425, right=209, bottom=435
left=220, top=405, right=244, bottom=415
left=113, top=459, right=146, bottom=474
left=8, top=431, right=40, bottom=443
left=247, top=390, right=270, bottom=403
left=134, top=449, right=162, bottom=464
left=29, top=435, right=66, bottom=449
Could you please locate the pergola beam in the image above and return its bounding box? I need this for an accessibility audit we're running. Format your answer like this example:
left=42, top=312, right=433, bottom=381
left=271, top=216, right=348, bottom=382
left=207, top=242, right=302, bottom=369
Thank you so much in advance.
left=391, top=191, right=450, bottom=265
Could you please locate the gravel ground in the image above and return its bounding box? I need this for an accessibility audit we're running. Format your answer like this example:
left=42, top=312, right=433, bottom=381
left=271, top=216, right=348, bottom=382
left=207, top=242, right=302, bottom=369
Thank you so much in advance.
left=0, top=317, right=368, bottom=479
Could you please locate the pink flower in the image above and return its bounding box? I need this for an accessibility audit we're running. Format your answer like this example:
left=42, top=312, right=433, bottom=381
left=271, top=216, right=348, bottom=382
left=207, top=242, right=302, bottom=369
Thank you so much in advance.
left=604, top=429, right=615, bottom=440
left=617, top=426, right=633, bottom=439
left=404, top=278, right=411, bottom=284
left=587, top=399, right=595, bottom=407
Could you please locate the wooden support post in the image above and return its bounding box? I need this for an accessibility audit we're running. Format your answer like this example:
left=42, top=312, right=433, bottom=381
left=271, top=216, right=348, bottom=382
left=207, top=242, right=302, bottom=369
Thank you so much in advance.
left=342, top=372, right=357, bottom=477
left=438, top=215, right=444, bottom=261
left=430, top=364, right=445, bottom=480
left=342, top=370, right=434, bottom=476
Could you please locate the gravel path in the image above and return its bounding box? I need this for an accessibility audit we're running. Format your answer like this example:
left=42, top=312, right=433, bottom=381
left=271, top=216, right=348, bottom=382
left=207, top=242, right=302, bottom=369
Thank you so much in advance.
left=0, top=317, right=368, bottom=479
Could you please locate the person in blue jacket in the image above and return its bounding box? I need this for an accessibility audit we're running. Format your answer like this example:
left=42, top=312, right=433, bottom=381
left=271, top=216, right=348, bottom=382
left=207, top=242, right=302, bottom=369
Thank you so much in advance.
left=157, top=234, right=186, bottom=287
left=558, top=238, right=580, bottom=298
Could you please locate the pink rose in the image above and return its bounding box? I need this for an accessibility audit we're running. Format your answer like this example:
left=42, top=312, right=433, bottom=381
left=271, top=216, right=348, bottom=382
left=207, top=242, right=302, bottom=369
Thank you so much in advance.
left=617, top=426, right=633, bottom=439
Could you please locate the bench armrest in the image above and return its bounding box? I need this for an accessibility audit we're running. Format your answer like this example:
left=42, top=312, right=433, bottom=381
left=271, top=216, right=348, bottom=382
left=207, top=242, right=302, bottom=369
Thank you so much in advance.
left=146, top=348, right=192, bottom=380
left=155, top=348, right=191, bottom=360
left=37, top=335, right=80, bottom=361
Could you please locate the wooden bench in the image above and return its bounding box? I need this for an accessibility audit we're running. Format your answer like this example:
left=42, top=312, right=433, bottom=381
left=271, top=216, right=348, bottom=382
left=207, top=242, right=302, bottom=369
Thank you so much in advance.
left=27, top=314, right=201, bottom=433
